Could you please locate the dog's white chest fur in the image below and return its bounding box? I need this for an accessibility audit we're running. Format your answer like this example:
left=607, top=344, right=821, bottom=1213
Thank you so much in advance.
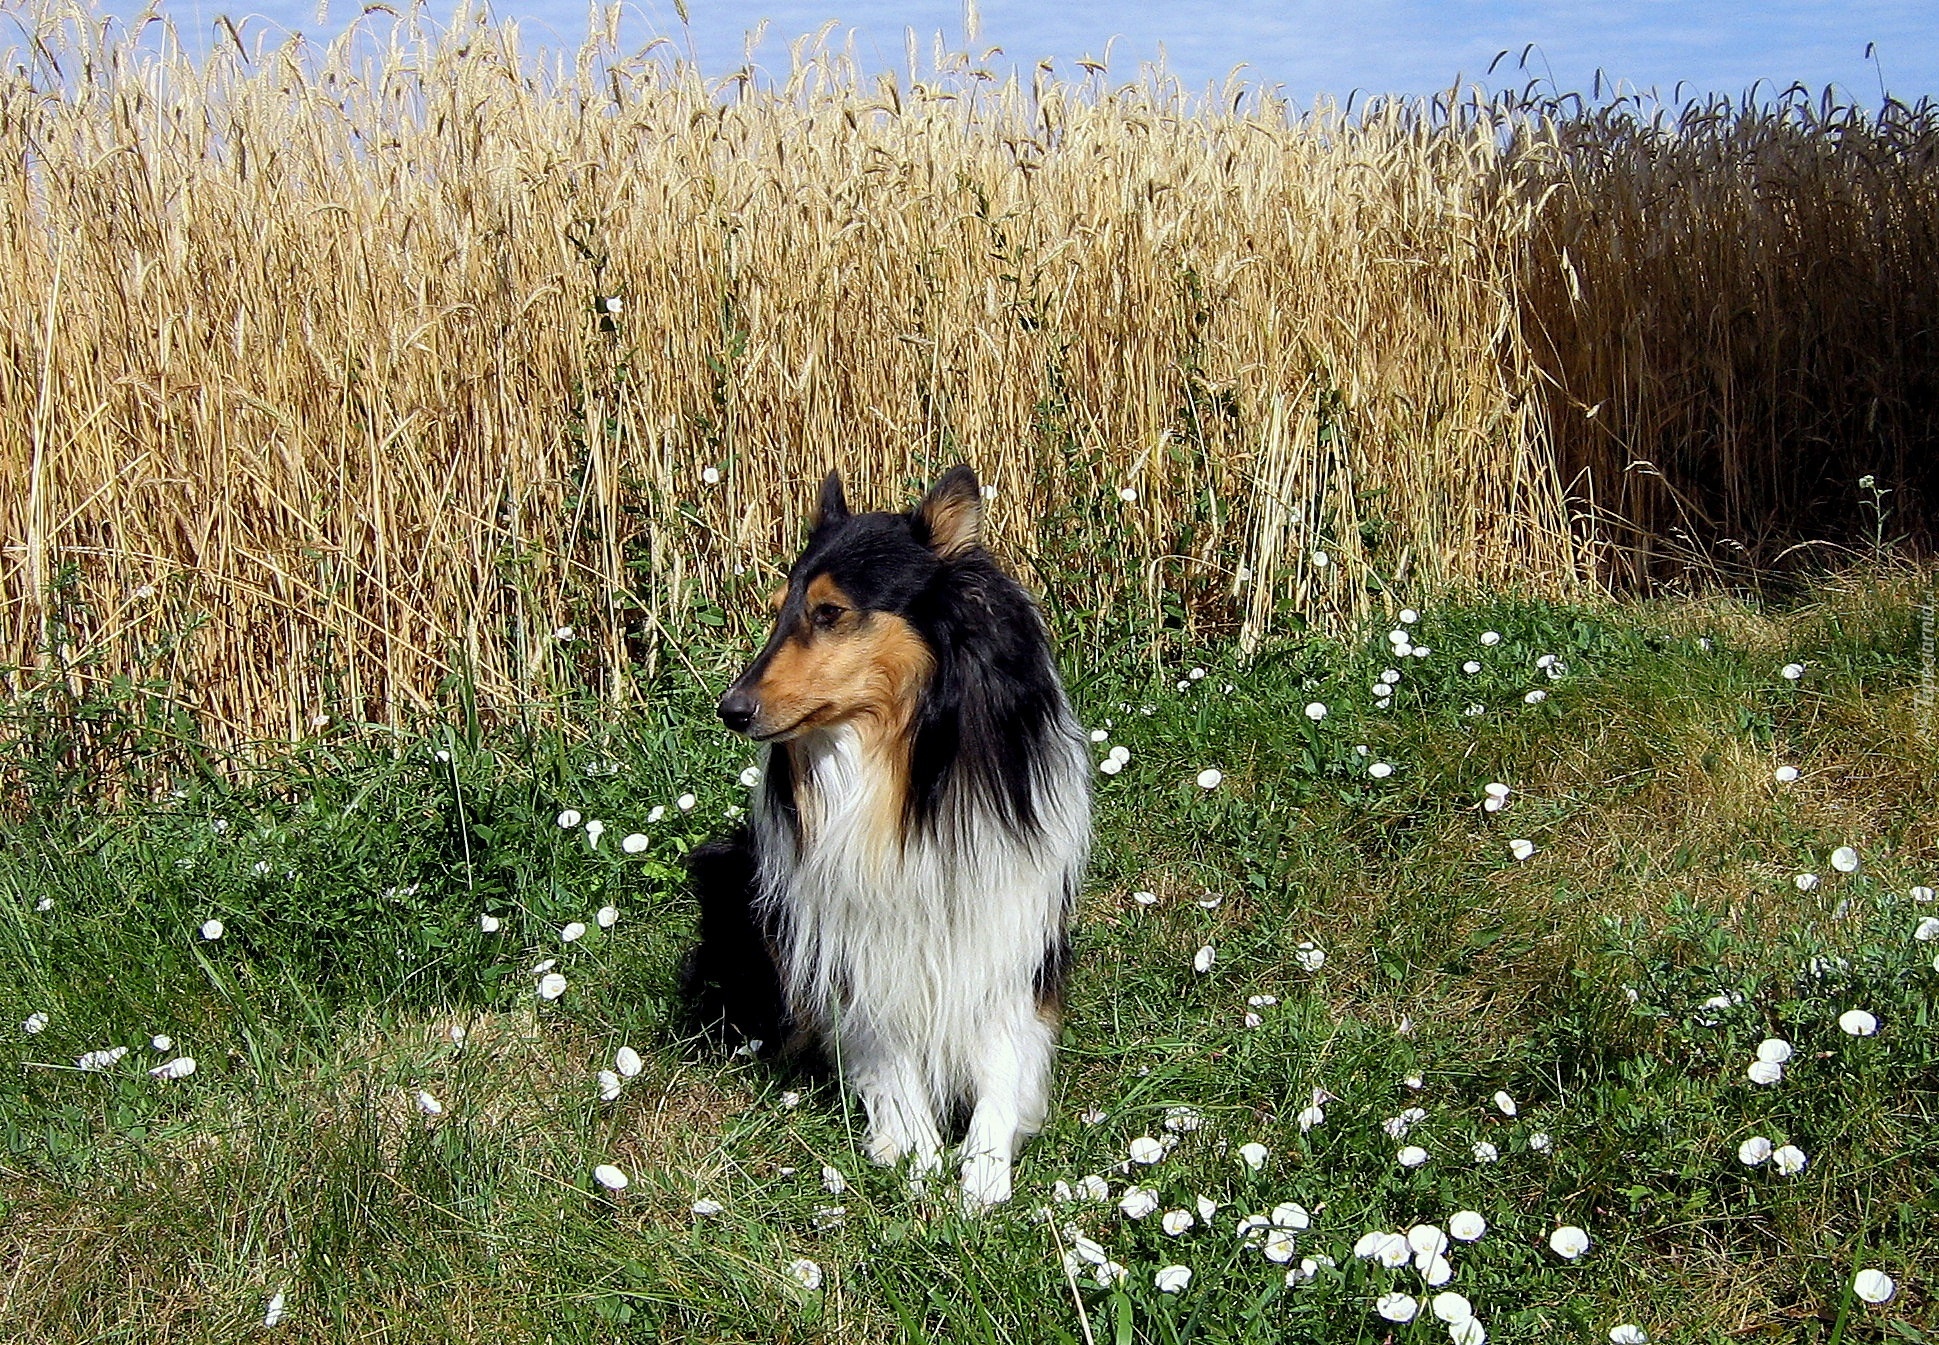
left=750, top=721, right=1089, bottom=1205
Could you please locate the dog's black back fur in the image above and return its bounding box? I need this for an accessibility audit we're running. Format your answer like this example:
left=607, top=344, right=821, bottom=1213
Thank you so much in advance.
left=677, top=827, right=789, bottom=1046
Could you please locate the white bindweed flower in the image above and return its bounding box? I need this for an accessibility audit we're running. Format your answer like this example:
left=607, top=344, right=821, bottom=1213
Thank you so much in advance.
left=1916, top=916, right=1939, bottom=941
left=1128, top=1136, right=1167, bottom=1165
left=1196, top=768, right=1224, bottom=789
left=1472, top=1141, right=1499, bottom=1163
left=1450, top=1319, right=1487, bottom=1345
left=1407, top=1224, right=1447, bottom=1258
left=264, top=1287, right=289, bottom=1327
left=1464, top=703, right=1487, bottom=717
left=739, top=766, right=762, bottom=788
left=980, top=482, right=997, bottom=500
left=1118, top=486, right=1138, bottom=502
left=1509, top=838, right=1536, bottom=860
left=23, top=1012, right=48, bottom=1034
left=1132, top=890, right=1158, bottom=905
left=615, top=1046, right=643, bottom=1077
left=414, top=1089, right=442, bottom=1115
left=1781, top=663, right=1804, bottom=680
left=598, top=1071, right=623, bottom=1102
left=701, top=466, right=721, bottom=485
left=1161, top=1209, right=1195, bottom=1235
left=1796, top=872, right=1820, bottom=891
left=1154, top=1264, right=1192, bottom=1293
left=1193, top=945, right=1216, bottom=974
left=1737, top=1136, right=1772, bottom=1166
left=149, top=1057, right=196, bottom=1080
left=1286, top=1259, right=1321, bottom=1285
left=1272, top=1202, right=1312, bottom=1230
left=1089, top=729, right=1108, bottom=743
left=77, top=1047, right=128, bottom=1071
left=1838, top=1008, right=1878, bottom=1036
left=1493, top=1089, right=1518, bottom=1116
left=646, top=805, right=666, bottom=823
left=1369, top=762, right=1394, bottom=779
left=1304, top=702, right=1328, bottom=721
left=821, top=1165, right=847, bottom=1195
left=1163, top=1106, right=1204, bottom=1133
left=1524, top=689, right=1548, bottom=705
left=557, top=809, right=582, bottom=828
left=1462, top=660, right=1482, bottom=674
left=1831, top=846, right=1860, bottom=873
left=593, top=1164, right=628, bottom=1191
left=1076, top=1174, right=1110, bottom=1200
left=1485, top=781, right=1511, bottom=801
left=35, top=896, right=53, bottom=911
left=1093, top=1261, right=1128, bottom=1288
left=480, top=914, right=501, bottom=933
left=1774, top=765, right=1800, bottom=783
left=561, top=922, right=587, bottom=943
left=1449, top=1210, right=1487, bottom=1241
left=677, top=793, right=697, bottom=811
left=1312, top=550, right=1330, bottom=567
left=1549, top=1225, right=1590, bottom=1259
left=1296, top=1104, right=1326, bottom=1131
left=786, top=1258, right=822, bottom=1291
left=1197, top=1194, right=1220, bottom=1220
left=1747, top=1059, right=1784, bottom=1086
left=554, top=626, right=575, bottom=642
left=597, top=905, right=619, bottom=929
left=1480, top=630, right=1501, bottom=646
left=1530, top=1132, right=1553, bottom=1152
left=1248, top=993, right=1278, bottom=1007
left=1376, top=1292, right=1419, bottom=1323
left=537, top=972, right=568, bottom=1000
left=1608, top=1325, right=1647, bottom=1344
left=1397, top=1145, right=1429, bottom=1168
left=1260, top=1228, right=1297, bottom=1262
left=603, top=295, right=623, bottom=313
left=621, top=832, right=648, bottom=854
left=584, top=820, right=605, bottom=846
left=200, top=919, right=225, bottom=940
left=1757, top=1038, right=1794, bottom=1064
left=1099, top=757, right=1124, bottom=776
left=1853, top=1268, right=1896, bottom=1304
left=1913, top=885, right=1935, bottom=902
left=1771, top=1144, right=1807, bottom=1175
left=1431, top=1291, right=1474, bottom=1324
left=1119, top=1185, right=1161, bottom=1218
left=1294, top=942, right=1325, bottom=971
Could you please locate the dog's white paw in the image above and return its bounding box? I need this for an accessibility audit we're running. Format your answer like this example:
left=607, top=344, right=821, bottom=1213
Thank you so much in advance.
left=864, top=1129, right=907, bottom=1167
left=959, top=1152, right=1012, bottom=1212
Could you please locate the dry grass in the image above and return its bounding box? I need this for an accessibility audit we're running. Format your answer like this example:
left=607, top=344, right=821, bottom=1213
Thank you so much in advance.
left=2, top=3, right=1935, bottom=750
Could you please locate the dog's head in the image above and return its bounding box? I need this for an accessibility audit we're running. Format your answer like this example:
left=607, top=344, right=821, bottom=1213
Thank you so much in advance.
left=716, top=465, right=984, bottom=742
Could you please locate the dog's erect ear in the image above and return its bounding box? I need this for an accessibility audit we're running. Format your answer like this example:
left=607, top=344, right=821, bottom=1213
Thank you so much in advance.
left=813, top=470, right=849, bottom=528
left=915, top=465, right=982, bottom=560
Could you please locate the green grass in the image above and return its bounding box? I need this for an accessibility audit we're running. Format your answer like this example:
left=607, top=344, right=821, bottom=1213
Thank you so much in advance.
left=4, top=572, right=1939, bottom=1343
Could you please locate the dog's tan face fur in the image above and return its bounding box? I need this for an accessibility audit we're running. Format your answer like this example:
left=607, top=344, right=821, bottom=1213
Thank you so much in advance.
left=732, top=574, right=934, bottom=746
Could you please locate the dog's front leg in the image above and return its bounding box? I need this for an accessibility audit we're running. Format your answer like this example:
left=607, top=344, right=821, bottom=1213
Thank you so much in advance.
left=850, top=1044, right=942, bottom=1176
left=960, top=1011, right=1056, bottom=1211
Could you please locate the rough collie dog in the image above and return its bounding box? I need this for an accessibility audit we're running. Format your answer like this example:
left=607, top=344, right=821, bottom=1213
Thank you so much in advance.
left=682, top=464, right=1090, bottom=1209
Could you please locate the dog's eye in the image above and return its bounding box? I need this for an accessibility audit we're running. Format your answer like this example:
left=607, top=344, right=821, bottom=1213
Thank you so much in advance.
left=811, top=602, right=846, bottom=629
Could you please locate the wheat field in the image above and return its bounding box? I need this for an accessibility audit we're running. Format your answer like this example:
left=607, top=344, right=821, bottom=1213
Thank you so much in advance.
left=2, top=2, right=1933, bottom=746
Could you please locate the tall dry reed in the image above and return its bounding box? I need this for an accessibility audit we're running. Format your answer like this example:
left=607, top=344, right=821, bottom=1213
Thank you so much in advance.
left=1, top=4, right=1931, bottom=747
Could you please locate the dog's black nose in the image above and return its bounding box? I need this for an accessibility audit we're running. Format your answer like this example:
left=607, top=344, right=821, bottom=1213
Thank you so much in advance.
left=717, top=691, right=757, bottom=734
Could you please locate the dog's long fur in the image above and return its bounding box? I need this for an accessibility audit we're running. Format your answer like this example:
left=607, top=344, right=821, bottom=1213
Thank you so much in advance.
left=682, top=465, right=1090, bottom=1208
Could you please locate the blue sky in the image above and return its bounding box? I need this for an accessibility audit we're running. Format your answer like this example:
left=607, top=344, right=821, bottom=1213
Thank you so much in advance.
left=39, top=2, right=1939, bottom=102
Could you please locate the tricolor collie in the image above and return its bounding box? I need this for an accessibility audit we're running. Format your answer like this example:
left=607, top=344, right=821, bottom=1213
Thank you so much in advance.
left=684, top=465, right=1090, bottom=1209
